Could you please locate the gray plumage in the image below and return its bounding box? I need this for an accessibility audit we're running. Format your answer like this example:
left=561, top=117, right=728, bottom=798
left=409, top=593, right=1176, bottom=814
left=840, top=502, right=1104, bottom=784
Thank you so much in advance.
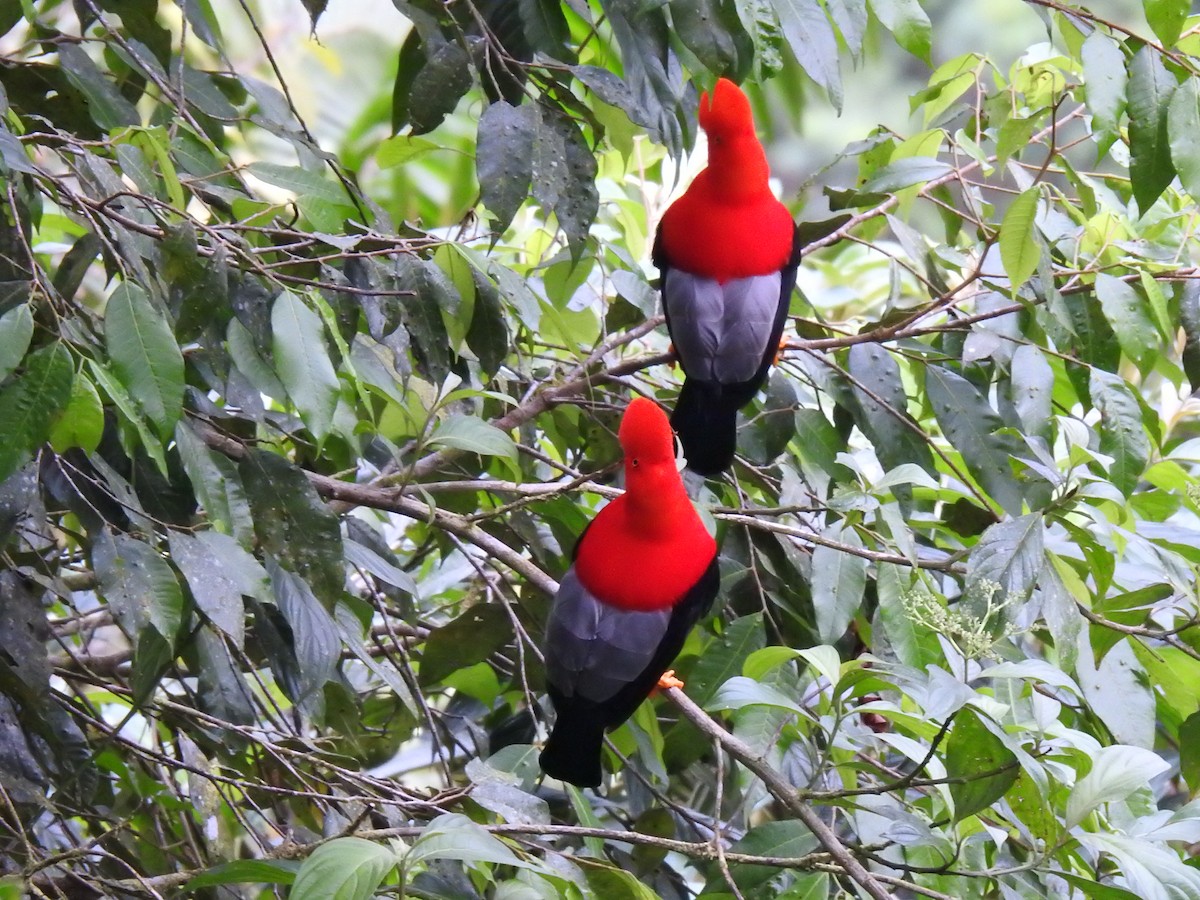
left=544, top=568, right=672, bottom=704
left=663, top=270, right=783, bottom=383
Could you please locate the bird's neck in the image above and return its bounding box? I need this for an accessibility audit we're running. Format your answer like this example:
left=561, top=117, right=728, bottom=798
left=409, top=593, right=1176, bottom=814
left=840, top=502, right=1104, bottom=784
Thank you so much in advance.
left=700, top=138, right=772, bottom=204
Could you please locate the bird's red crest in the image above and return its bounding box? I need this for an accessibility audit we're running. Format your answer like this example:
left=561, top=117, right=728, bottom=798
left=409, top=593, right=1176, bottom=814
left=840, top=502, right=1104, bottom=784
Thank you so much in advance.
left=698, top=78, right=755, bottom=140
left=618, top=397, right=674, bottom=466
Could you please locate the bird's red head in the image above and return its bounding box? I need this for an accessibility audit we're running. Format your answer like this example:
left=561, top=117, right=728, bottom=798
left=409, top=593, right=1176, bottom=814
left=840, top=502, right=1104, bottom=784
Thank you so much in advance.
left=698, top=78, right=756, bottom=143
left=618, top=397, right=676, bottom=474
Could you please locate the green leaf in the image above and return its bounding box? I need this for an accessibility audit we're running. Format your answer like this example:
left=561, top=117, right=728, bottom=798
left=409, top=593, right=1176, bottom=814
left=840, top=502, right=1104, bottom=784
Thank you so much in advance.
left=376, top=134, right=440, bottom=168
left=945, top=707, right=1019, bottom=821
left=184, top=859, right=299, bottom=889
left=174, top=422, right=255, bottom=546
left=709, top=676, right=805, bottom=715
left=1168, top=77, right=1200, bottom=199
left=726, top=821, right=818, bottom=893
left=240, top=448, right=344, bottom=605
left=1081, top=31, right=1126, bottom=158
left=48, top=373, right=103, bottom=454
left=406, top=813, right=533, bottom=869
left=671, top=0, right=739, bottom=77
left=1144, top=0, right=1188, bottom=47
left=1089, top=369, right=1150, bottom=497
left=0, top=302, right=33, bottom=383
left=926, top=365, right=1023, bottom=514
left=1009, top=345, right=1053, bottom=439
left=290, top=837, right=396, bottom=900
left=93, top=529, right=183, bottom=648
left=1180, top=711, right=1200, bottom=791
left=734, top=0, right=785, bottom=78
left=812, top=520, right=868, bottom=644
left=406, top=41, right=473, bottom=135
left=169, top=531, right=264, bottom=649
left=846, top=342, right=934, bottom=479
left=267, top=559, right=341, bottom=705
left=104, top=283, right=185, bottom=438
left=532, top=106, right=598, bottom=257
left=1094, top=274, right=1157, bottom=369
left=476, top=101, right=537, bottom=233
left=868, top=0, right=932, bottom=64
left=246, top=162, right=351, bottom=205
left=1065, top=744, right=1170, bottom=828
left=0, top=343, right=75, bottom=483
left=859, top=156, right=952, bottom=192
left=580, top=861, right=661, bottom=899
left=998, top=187, right=1041, bottom=292
left=689, top=613, right=766, bottom=706
left=272, top=291, right=340, bottom=439
left=419, top=604, right=513, bottom=685
left=771, top=0, right=844, bottom=109
left=428, top=414, right=518, bottom=460
left=1053, top=872, right=1141, bottom=900
left=1127, top=43, right=1177, bottom=214
left=964, top=513, right=1044, bottom=620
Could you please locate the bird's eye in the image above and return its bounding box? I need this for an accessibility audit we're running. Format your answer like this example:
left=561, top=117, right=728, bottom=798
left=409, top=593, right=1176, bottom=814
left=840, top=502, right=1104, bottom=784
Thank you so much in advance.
left=631, top=458, right=640, bottom=468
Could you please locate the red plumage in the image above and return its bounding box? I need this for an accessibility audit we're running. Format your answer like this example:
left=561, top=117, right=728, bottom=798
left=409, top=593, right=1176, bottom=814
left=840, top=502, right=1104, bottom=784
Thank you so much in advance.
left=539, top=398, right=719, bottom=787
left=655, top=78, right=801, bottom=475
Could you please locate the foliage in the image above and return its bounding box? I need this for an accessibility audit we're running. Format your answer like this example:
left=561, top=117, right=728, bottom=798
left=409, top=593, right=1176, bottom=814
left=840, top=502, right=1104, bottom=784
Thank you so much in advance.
left=3, top=0, right=1200, bottom=897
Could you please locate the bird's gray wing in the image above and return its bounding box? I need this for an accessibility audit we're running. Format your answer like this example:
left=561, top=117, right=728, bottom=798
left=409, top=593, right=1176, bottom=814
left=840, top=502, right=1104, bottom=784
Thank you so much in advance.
left=714, top=272, right=783, bottom=383
left=663, top=270, right=723, bottom=382
left=544, top=568, right=673, bottom=704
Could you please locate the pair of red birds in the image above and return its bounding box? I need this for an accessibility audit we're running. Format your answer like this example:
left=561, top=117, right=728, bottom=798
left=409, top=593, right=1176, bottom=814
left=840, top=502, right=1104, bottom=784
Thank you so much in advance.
left=539, top=79, right=800, bottom=787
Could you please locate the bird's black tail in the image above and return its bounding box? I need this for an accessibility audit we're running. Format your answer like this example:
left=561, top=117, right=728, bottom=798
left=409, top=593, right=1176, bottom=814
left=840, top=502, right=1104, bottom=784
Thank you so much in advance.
left=539, top=707, right=605, bottom=788
left=671, top=379, right=739, bottom=476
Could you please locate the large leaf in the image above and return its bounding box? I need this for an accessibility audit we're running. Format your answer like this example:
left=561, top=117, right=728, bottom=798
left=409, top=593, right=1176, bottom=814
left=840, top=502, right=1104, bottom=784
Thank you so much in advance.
left=926, top=365, right=1023, bottom=514
left=93, top=529, right=183, bottom=648
left=1089, top=369, right=1150, bottom=497
left=1066, top=744, right=1170, bottom=828
left=771, top=0, right=843, bottom=109
left=1127, top=43, right=1176, bottom=214
left=272, top=291, right=340, bottom=439
left=105, top=283, right=185, bottom=438
left=945, top=707, right=1019, bottom=821
left=689, top=612, right=766, bottom=706
left=419, top=604, right=512, bottom=685
left=428, top=414, right=518, bottom=460
left=169, top=530, right=269, bottom=650
left=1081, top=31, right=1126, bottom=157
left=268, top=559, right=341, bottom=706
left=291, top=837, right=396, bottom=900
left=964, top=513, right=1044, bottom=622
left=812, top=520, right=868, bottom=644
left=0, top=342, right=74, bottom=482
left=239, top=449, right=344, bottom=605
left=868, top=0, right=932, bottom=64
left=998, top=187, right=1041, bottom=292
left=476, top=101, right=537, bottom=233
left=847, top=342, right=934, bottom=478
left=0, top=302, right=33, bottom=383
left=1168, top=76, right=1200, bottom=199
left=1094, top=274, right=1157, bottom=369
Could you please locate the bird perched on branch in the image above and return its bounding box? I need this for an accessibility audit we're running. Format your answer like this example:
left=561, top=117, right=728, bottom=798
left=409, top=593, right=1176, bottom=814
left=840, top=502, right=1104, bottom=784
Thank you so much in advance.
left=539, top=398, right=720, bottom=788
left=654, top=77, right=801, bottom=475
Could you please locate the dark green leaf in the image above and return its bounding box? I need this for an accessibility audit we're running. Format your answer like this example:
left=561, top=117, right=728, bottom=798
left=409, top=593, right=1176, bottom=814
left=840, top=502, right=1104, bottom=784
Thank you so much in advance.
left=1081, top=31, right=1127, bottom=158
left=291, top=837, right=395, bottom=900
left=1008, top=345, right=1053, bottom=439
left=476, top=101, right=537, bottom=233
left=1180, top=711, right=1200, bottom=791
left=185, top=859, right=300, bottom=889
left=428, top=414, right=518, bottom=460
left=105, top=283, right=185, bottom=439
left=0, top=302, right=32, bottom=382
left=272, top=291, right=340, bottom=439
left=174, top=422, right=255, bottom=546
left=812, top=521, right=868, bottom=643
left=93, top=529, right=183, bottom=647
left=1145, top=0, right=1188, bottom=47
left=859, top=156, right=953, bottom=192
left=0, top=343, right=75, bottom=483
left=671, top=0, right=739, bottom=76
left=48, top=373, right=104, bottom=454
left=847, top=342, right=934, bottom=478
left=169, top=531, right=254, bottom=649
left=945, top=707, right=1018, bottom=821
left=239, top=449, right=344, bottom=605
left=268, top=559, right=341, bottom=706
left=1094, top=274, right=1157, bottom=368
left=964, top=513, right=1044, bottom=627
left=998, top=187, right=1041, bottom=292
left=926, top=365, right=1024, bottom=514
left=1127, top=44, right=1177, bottom=214
left=1089, top=369, right=1150, bottom=497
left=57, top=44, right=139, bottom=130
left=420, top=604, right=513, bottom=685
left=771, top=0, right=843, bottom=109
left=533, top=106, right=598, bottom=257
left=868, top=0, right=932, bottom=64
left=407, top=41, right=473, bottom=135
left=725, top=821, right=818, bottom=893
left=689, top=613, right=766, bottom=706
left=394, top=255, right=457, bottom=381
left=1168, top=77, right=1200, bottom=199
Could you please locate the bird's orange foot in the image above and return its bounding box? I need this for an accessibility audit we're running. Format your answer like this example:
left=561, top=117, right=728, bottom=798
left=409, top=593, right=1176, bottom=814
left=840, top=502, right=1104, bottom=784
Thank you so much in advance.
left=667, top=343, right=678, bottom=369
left=773, top=338, right=788, bottom=365
left=657, top=669, right=685, bottom=690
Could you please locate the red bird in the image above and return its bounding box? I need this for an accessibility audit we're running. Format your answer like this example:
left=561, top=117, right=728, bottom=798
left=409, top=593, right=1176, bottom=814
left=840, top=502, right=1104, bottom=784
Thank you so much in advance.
left=654, top=78, right=800, bottom=475
left=539, top=398, right=719, bottom=788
